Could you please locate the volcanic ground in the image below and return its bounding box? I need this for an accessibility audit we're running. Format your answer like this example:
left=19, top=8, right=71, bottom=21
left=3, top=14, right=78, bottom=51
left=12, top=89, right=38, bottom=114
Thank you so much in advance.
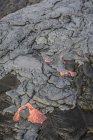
left=0, top=0, right=93, bottom=140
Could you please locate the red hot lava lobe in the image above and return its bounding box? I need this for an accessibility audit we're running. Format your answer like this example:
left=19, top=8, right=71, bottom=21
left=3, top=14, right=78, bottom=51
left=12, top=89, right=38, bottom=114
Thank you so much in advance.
left=13, top=102, right=47, bottom=124
left=59, top=71, right=77, bottom=77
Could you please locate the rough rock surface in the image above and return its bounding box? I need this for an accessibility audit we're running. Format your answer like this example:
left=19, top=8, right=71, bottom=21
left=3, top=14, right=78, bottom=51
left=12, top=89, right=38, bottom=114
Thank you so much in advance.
left=0, top=0, right=93, bottom=139
left=38, top=107, right=93, bottom=140
left=0, top=93, right=16, bottom=140
left=0, top=0, right=42, bottom=19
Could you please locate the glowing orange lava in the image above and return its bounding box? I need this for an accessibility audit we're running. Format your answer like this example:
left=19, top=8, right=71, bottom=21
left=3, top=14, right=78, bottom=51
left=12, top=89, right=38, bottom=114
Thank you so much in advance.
left=13, top=103, right=47, bottom=124
left=59, top=71, right=77, bottom=77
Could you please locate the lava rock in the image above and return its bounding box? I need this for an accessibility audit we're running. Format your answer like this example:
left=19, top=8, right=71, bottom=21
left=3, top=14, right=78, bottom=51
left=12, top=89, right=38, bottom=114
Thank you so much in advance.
left=0, top=0, right=93, bottom=139
left=83, top=62, right=93, bottom=79
left=38, top=107, right=93, bottom=140
left=37, top=107, right=86, bottom=140
left=0, top=0, right=42, bottom=19
left=0, top=73, right=20, bottom=93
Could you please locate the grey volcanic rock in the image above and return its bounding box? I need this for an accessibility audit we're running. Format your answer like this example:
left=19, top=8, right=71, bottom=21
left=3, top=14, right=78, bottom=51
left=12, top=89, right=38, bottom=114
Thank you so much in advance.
left=0, top=0, right=93, bottom=139
left=0, top=0, right=42, bottom=19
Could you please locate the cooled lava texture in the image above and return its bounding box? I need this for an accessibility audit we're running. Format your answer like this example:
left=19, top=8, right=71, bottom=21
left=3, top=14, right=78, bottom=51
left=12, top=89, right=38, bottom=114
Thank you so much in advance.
left=1, top=61, right=93, bottom=140
left=0, top=74, right=20, bottom=140
left=38, top=61, right=93, bottom=140
left=0, top=0, right=93, bottom=139
left=0, top=0, right=42, bottom=19
left=37, top=107, right=93, bottom=140
left=0, top=93, right=16, bottom=140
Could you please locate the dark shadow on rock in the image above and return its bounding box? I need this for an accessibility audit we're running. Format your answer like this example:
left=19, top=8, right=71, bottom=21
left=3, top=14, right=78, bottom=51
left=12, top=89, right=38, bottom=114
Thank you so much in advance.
left=0, top=113, right=16, bottom=140
left=0, top=73, right=20, bottom=93
left=0, top=93, right=12, bottom=111
left=82, top=133, right=93, bottom=140
left=0, top=93, right=16, bottom=139
left=37, top=107, right=93, bottom=140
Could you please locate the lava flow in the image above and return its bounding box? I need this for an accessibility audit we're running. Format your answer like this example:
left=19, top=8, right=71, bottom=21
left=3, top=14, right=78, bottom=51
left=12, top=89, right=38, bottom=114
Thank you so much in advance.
left=13, top=102, right=47, bottom=124
left=59, top=71, right=77, bottom=77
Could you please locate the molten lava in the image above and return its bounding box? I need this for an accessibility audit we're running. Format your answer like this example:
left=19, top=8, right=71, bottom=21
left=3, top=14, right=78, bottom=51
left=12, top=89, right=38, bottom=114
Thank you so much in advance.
left=13, top=102, right=47, bottom=124
left=59, top=71, right=77, bottom=77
